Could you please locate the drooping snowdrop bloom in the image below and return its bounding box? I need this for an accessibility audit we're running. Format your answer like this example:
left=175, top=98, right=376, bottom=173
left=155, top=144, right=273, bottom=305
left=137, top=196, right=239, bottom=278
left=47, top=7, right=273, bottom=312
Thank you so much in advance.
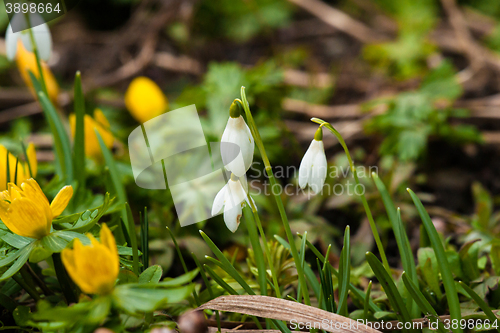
left=221, top=100, right=255, bottom=178
left=5, top=12, right=52, bottom=61
left=212, top=174, right=255, bottom=233
left=298, top=127, right=327, bottom=194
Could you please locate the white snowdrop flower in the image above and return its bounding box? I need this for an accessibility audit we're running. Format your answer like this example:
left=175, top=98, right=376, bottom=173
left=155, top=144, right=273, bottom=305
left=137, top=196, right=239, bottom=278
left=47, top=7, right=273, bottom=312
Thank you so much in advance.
left=212, top=174, right=255, bottom=233
left=220, top=100, right=254, bottom=178
left=298, top=127, right=327, bottom=194
left=5, top=12, right=52, bottom=61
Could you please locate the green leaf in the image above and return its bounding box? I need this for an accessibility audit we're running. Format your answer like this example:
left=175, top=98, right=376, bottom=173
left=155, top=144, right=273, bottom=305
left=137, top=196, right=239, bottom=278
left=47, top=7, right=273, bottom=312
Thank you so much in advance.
left=158, top=269, right=199, bottom=287
left=139, top=265, right=163, bottom=284
left=41, top=231, right=90, bottom=253
left=124, top=203, right=140, bottom=276
left=200, top=231, right=254, bottom=295
left=0, top=243, right=35, bottom=281
left=366, top=252, right=413, bottom=331
left=459, top=240, right=480, bottom=282
left=112, top=284, right=194, bottom=314
left=73, top=71, right=86, bottom=199
left=337, top=226, right=350, bottom=317
left=401, top=272, right=447, bottom=333
left=408, top=188, right=462, bottom=332
left=29, top=72, right=73, bottom=183
left=459, top=282, right=500, bottom=333
left=1, top=233, right=34, bottom=249
left=372, top=173, right=419, bottom=318
left=29, top=241, right=52, bottom=263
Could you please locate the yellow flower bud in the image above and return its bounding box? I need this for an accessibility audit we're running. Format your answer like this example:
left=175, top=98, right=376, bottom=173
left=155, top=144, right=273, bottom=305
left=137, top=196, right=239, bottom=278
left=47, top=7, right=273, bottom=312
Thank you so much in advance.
left=69, top=109, right=114, bottom=161
left=124, top=77, right=168, bottom=123
left=0, top=143, right=37, bottom=192
left=0, top=179, right=73, bottom=239
left=62, top=224, right=119, bottom=295
left=15, top=41, right=59, bottom=105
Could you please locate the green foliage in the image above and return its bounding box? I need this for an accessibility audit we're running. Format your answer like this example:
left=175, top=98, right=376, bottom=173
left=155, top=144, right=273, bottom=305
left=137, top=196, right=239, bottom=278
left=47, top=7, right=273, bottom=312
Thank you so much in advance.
left=366, top=62, right=481, bottom=161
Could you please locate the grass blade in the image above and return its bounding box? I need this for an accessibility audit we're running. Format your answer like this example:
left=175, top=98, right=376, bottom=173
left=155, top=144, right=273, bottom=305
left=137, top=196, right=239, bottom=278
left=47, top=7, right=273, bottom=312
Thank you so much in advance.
left=34, top=88, right=73, bottom=183
left=372, top=173, right=419, bottom=318
left=125, top=203, right=139, bottom=276
left=366, top=252, right=413, bottom=331
left=402, top=272, right=447, bottom=333
left=73, top=71, right=86, bottom=199
left=243, top=206, right=267, bottom=296
left=408, top=188, right=462, bottom=332
left=363, top=281, right=372, bottom=320
left=459, top=281, right=500, bottom=333
left=337, top=226, right=350, bottom=317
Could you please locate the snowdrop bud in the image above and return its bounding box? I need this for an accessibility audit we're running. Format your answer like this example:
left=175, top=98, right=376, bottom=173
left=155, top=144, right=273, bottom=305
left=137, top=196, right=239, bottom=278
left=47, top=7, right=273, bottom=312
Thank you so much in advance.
left=6, top=13, right=52, bottom=61
left=298, top=127, right=327, bottom=195
left=221, top=100, right=254, bottom=177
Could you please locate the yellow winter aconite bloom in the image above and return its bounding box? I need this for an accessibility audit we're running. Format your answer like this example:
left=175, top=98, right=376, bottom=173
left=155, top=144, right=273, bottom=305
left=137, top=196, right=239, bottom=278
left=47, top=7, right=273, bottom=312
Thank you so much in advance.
left=0, top=179, right=73, bottom=239
left=62, top=224, right=119, bottom=295
left=15, top=41, right=59, bottom=104
left=69, top=109, right=114, bottom=160
left=0, top=144, right=37, bottom=191
left=125, top=76, right=168, bottom=123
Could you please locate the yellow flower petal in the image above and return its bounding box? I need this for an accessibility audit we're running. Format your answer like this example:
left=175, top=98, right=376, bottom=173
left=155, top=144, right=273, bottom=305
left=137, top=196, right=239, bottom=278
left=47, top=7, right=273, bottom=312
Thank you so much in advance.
left=16, top=41, right=59, bottom=105
left=62, top=226, right=118, bottom=295
left=7, top=197, right=50, bottom=238
left=50, top=185, right=73, bottom=217
left=69, top=113, right=114, bottom=160
left=100, top=224, right=119, bottom=270
left=21, top=179, right=52, bottom=222
left=125, top=77, right=168, bottom=123
left=94, top=109, right=110, bottom=129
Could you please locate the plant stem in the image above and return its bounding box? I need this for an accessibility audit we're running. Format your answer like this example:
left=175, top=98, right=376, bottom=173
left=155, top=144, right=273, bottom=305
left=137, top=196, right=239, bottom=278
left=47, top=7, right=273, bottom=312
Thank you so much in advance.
left=311, top=118, right=391, bottom=275
left=239, top=87, right=310, bottom=305
left=12, top=273, right=40, bottom=301
left=247, top=199, right=282, bottom=298
left=52, top=253, right=78, bottom=304
left=24, top=13, right=48, bottom=97
left=24, top=263, right=53, bottom=296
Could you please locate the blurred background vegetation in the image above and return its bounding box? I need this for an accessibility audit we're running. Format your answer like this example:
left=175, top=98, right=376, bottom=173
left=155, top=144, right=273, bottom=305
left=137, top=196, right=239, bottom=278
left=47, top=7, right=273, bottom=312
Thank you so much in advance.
left=1, top=0, right=500, bottom=282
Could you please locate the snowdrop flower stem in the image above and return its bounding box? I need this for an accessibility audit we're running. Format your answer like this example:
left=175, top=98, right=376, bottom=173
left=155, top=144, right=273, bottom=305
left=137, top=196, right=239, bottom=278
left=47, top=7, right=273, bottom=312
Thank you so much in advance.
left=240, top=86, right=310, bottom=305
left=310, top=117, right=391, bottom=275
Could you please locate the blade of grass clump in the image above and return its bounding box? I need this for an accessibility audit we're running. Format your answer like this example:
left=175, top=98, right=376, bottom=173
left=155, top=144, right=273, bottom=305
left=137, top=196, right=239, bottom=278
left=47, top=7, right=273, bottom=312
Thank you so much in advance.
left=296, top=231, right=308, bottom=303
left=366, top=252, right=413, bottom=331
left=30, top=74, right=73, bottom=182
left=293, top=234, right=382, bottom=313
left=372, top=174, right=419, bottom=318
left=204, top=265, right=238, bottom=295
left=363, top=281, right=372, bottom=320
left=125, top=203, right=139, bottom=276
left=192, top=254, right=221, bottom=332
left=459, top=282, right=500, bottom=333
left=402, top=272, right=447, bottom=333
left=337, top=226, right=350, bottom=317
left=200, top=231, right=254, bottom=295
left=311, top=118, right=390, bottom=275
left=242, top=207, right=267, bottom=296
left=167, top=227, right=199, bottom=306
left=274, top=235, right=321, bottom=301
left=240, top=87, right=309, bottom=305
left=73, top=72, right=86, bottom=202
left=408, top=188, right=462, bottom=333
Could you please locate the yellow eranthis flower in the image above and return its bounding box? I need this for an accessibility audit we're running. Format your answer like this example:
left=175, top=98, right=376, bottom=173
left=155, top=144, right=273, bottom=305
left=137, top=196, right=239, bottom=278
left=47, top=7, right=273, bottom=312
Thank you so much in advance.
left=0, top=144, right=37, bottom=191
left=0, top=179, right=73, bottom=239
left=15, top=41, right=59, bottom=104
left=69, top=109, right=114, bottom=160
left=62, top=224, right=119, bottom=295
left=125, top=76, right=168, bottom=123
